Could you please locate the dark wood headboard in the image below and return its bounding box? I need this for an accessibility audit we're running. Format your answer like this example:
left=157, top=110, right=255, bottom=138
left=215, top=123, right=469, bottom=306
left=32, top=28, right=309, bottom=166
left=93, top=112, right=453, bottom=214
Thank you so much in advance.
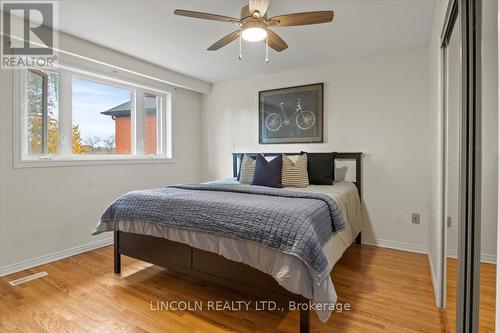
left=232, top=152, right=363, bottom=198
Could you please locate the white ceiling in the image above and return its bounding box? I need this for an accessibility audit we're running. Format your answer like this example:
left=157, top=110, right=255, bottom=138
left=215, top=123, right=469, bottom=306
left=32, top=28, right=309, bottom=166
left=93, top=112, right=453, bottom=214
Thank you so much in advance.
left=57, top=0, right=436, bottom=83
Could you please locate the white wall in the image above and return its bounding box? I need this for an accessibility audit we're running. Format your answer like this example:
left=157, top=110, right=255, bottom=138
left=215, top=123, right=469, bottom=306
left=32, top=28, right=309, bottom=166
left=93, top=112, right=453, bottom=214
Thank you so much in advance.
left=201, top=48, right=430, bottom=252
left=479, top=0, right=498, bottom=263
left=0, top=36, right=204, bottom=275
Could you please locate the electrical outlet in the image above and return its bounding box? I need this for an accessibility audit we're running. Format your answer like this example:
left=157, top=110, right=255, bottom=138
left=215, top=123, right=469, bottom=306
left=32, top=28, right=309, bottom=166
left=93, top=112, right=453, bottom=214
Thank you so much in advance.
left=394, top=214, right=404, bottom=224
left=411, top=213, right=420, bottom=224
left=447, top=216, right=452, bottom=227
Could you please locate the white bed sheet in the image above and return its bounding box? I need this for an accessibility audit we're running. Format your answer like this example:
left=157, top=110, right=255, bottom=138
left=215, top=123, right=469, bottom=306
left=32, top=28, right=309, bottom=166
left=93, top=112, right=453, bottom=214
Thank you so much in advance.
left=154, top=179, right=362, bottom=322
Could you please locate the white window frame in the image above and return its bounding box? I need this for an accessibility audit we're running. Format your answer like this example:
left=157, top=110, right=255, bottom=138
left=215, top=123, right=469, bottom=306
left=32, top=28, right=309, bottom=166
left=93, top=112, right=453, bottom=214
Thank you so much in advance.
left=142, top=91, right=167, bottom=157
left=13, top=64, right=173, bottom=168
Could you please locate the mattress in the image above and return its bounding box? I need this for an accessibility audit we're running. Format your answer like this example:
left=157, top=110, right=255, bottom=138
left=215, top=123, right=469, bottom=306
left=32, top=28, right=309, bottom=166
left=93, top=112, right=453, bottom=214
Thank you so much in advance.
left=146, top=179, right=362, bottom=322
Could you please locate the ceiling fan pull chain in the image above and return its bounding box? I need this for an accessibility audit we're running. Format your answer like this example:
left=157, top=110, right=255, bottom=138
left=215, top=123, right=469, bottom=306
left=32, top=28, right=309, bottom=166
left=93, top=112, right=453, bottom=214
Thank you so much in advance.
left=238, top=29, right=243, bottom=60
left=265, top=35, right=269, bottom=63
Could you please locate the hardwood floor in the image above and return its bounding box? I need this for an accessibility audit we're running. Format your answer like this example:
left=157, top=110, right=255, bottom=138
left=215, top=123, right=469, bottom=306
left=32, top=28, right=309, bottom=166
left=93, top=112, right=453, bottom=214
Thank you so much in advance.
left=0, top=245, right=445, bottom=333
left=444, top=258, right=496, bottom=332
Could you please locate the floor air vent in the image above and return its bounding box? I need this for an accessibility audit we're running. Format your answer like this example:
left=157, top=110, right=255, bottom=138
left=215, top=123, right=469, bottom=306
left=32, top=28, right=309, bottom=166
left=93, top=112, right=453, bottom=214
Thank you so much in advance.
left=9, top=271, right=48, bottom=286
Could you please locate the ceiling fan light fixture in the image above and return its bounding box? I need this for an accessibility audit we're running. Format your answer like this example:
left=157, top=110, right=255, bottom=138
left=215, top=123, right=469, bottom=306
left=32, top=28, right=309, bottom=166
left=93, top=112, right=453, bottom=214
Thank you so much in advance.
left=242, top=27, right=267, bottom=42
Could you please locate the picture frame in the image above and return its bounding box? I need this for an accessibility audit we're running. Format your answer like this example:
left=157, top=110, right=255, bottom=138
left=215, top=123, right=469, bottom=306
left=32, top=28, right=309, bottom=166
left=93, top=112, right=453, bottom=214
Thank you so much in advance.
left=258, top=83, right=324, bottom=144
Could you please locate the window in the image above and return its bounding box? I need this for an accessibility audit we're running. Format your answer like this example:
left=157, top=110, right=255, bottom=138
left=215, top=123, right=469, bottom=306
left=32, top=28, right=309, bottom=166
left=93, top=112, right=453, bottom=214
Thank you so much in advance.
left=16, top=66, right=171, bottom=167
left=72, top=78, right=133, bottom=154
left=26, top=69, right=59, bottom=155
left=144, top=93, right=160, bottom=155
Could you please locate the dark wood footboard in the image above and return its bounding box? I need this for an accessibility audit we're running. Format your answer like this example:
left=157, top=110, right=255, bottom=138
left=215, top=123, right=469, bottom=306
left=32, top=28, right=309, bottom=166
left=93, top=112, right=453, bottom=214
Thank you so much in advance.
left=114, top=230, right=311, bottom=332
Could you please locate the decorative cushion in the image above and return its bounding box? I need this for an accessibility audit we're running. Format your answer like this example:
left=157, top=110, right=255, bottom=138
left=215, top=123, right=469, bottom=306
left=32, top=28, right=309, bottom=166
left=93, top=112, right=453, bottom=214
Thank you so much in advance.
left=252, top=154, right=283, bottom=188
left=302, top=152, right=335, bottom=185
left=237, top=155, right=256, bottom=184
left=282, top=154, right=309, bottom=188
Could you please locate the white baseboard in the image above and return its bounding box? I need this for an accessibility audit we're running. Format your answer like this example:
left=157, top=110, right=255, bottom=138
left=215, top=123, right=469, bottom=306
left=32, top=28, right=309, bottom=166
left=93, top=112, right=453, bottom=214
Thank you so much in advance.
left=2, top=235, right=494, bottom=279
left=427, top=251, right=442, bottom=307
left=1, top=235, right=427, bottom=278
left=480, top=253, right=497, bottom=264
left=362, top=237, right=428, bottom=254
left=0, top=237, right=113, bottom=278
left=447, top=249, right=497, bottom=264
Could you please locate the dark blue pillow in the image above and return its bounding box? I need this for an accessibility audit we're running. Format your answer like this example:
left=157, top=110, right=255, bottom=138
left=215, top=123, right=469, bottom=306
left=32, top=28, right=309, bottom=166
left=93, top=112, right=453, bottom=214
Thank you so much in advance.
left=252, top=154, right=283, bottom=188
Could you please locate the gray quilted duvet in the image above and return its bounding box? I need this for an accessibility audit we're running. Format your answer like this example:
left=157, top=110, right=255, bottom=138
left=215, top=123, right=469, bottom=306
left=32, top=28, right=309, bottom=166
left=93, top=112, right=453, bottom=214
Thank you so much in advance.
left=93, top=183, right=345, bottom=284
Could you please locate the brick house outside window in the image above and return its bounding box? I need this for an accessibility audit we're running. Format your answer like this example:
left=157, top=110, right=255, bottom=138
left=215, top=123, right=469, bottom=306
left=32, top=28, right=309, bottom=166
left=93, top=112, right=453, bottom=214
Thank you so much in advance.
left=101, top=96, right=158, bottom=154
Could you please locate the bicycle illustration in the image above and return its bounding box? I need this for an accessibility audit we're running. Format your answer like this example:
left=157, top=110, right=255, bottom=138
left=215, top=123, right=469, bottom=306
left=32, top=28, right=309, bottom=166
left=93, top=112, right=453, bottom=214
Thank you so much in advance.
left=265, top=98, right=316, bottom=132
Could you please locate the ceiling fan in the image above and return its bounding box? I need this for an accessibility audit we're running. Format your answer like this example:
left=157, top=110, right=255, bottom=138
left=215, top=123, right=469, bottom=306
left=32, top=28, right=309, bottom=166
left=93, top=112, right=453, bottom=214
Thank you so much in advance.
left=174, top=0, right=334, bottom=58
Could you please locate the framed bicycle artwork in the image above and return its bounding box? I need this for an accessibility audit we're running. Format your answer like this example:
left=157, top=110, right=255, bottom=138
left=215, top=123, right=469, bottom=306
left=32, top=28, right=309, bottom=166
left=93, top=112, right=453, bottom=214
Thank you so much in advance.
left=258, top=83, right=323, bottom=144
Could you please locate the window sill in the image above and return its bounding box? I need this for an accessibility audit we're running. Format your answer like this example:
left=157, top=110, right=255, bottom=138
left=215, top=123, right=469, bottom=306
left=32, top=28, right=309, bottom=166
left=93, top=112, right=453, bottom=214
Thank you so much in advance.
left=14, top=156, right=175, bottom=168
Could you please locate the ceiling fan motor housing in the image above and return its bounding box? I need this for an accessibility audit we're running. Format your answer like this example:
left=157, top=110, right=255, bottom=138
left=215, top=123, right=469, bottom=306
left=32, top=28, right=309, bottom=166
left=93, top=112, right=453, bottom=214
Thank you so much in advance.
left=242, top=20, right=267, bottom=32
left=240, top=5, right=268, bottom=21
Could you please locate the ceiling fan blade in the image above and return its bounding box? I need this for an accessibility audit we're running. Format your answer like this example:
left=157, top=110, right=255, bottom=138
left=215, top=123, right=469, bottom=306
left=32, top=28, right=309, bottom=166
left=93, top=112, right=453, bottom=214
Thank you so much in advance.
left=269, top=11, right=334, bottom=26
left=249, top=0, right=271, bottom=16
left=266, top=29, right=288, bottom=52
left=207, top=30, right=241, bottom=51
left=174, top=9, right=240, bottom=23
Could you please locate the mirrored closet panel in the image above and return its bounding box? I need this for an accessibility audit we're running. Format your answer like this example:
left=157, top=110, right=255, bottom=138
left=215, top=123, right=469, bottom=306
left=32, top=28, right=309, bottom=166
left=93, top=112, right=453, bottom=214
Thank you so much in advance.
left=443, top=1, right=498, bottom=332
left=444, top=10, right=460, bottom=331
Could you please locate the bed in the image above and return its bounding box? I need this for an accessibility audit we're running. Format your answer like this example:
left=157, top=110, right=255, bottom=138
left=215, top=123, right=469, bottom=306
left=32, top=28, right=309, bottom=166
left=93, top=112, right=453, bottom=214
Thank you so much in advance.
left=93, top=152, right=363, bottom=333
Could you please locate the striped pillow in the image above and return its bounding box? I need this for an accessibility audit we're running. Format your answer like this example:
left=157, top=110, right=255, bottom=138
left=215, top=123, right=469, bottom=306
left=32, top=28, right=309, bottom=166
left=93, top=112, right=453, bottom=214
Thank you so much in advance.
left=282, top=154, right=309, bottom=188
left=238, top=155, right=256, bottom=184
